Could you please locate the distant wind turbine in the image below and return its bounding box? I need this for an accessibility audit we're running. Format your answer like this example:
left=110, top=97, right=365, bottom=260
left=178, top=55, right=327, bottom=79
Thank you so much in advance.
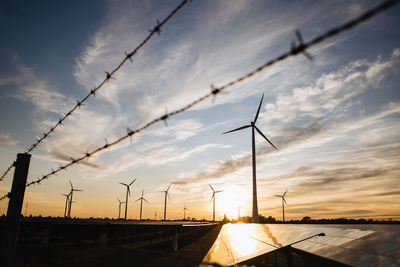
left=209, top=184, right=223, bottom=222
left=120, top=178, right=136, bottom=220
left=183, top=204, right=188, bottom=220
left=162, top=185, right=171, bottom=220
left=275, top=189, right=288, bottom=222
left=136, top=189, right=149, bottom=221
left=67, top=180, right=82, bottom=218
left=61, top=192, right=71, bottom=218
left=223, top=94, right=277, bottom=223
left=117, top=198, right=125, bottom=219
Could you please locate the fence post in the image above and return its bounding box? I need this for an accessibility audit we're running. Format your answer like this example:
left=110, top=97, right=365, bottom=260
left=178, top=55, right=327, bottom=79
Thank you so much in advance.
left=1, top=153, right=31, bottom=256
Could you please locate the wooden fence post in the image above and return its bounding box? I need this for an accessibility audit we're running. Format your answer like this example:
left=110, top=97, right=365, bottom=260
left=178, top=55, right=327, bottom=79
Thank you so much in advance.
left=1, top=153, right=31, bottom=256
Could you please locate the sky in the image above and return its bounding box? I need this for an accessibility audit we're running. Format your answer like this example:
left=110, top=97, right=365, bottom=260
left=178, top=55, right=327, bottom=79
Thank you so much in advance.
left=0, top=0, right=399, bottom=221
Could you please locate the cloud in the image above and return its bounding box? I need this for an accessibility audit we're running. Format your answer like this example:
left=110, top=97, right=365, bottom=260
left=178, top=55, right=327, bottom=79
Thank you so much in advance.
left=0, top=133, right=18, bottom=146
left=0, top=64, right=73, bottom=114
left=263, top=48, right=400, bottom=127
left=171, top=122, right=325, bottom=186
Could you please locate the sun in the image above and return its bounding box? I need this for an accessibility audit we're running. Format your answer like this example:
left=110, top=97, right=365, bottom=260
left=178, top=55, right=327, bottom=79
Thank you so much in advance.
left=217, top=189, right=248, bottom=219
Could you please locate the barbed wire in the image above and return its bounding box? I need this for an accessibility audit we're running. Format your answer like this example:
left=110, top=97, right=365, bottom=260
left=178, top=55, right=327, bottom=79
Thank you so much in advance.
left=0, top=161, right=15, bottom=181
left=0, top=0, right=190, bottom=182
left=0, top=193, right=8, bottom=202
left=22, top=0, right=399, bottom=189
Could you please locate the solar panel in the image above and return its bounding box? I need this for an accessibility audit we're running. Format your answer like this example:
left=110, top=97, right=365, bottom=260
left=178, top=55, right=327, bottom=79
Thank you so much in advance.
left=200, top=223, right=400, bottom=266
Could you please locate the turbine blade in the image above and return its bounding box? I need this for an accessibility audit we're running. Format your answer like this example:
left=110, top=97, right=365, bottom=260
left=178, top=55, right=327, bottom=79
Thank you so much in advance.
left=118, top=198, right=121, bottom=203
left=283, top=189, right=288, bottom=196
left=222, top=125, right=251, bottom=134
left=128, top=187, right=131, bottom=196
left=254, top=94, right=264, bottom=123
left=167, top=184, right=171, bottom=192
left=209, top=184, right=215, bottom=192
left=135, top=198, right=141, bottom=202
left=143, top=198, right=149, bottom=203
left=274, top=195, right=281, bottom=197
left=129, top=178, right=136, bottom=186
left=120, top=182, right=128, bottom=186
left=211, top=193, right=215, bottom=201
left=216, top=190, right=223, bottom=193
left=284, top=198, right=287, bottom=205
left=254, top=125, right=278, bottom=150
left=69, top=179, right=73, bottom=189
left=167, top=192, right=171, bottom=202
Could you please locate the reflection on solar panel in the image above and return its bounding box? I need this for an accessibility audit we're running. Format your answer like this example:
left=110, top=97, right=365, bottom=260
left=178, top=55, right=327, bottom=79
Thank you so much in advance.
left=200, top=223, right=400, bottom=266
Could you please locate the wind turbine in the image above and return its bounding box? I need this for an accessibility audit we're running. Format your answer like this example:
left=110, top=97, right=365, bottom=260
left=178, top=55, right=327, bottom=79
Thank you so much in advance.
left=117, top=198, right=125, bottom=219
left=275, top=189, right=288, bottom=222
left=120, top=178, right=136, bottom=220
left=223, top=94, right=277, bottom=223
left=135, top=189, right=149, bottom=221
left=67, top=180, right=82, bottom=218
left=61, top=192, right=71, bottom=218
left=183, top=204, right=188, bottom=220
left=209, top=184, right=223, bottom=222
left=162, top=185, right=171, bottom=220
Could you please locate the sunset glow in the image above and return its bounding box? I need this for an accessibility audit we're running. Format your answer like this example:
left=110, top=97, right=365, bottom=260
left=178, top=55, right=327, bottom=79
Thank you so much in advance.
left=0, top=0, right=399, bottom=221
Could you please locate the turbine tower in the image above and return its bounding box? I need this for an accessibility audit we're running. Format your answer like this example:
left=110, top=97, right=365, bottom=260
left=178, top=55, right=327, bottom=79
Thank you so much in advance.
left=117, top=198, right=125, bottom=219
left=67, top=180, right=82, bottom=218
left=209, top=184, right=223, bottom=222
left=183, top=204, right=188, bottom=220
left=61, top=192, right=71, bottom=218
left=120, top=178, right=136, bottom=220
left=223, top=94, right=277, bottom=223
left=162, top=185, right=171, bottom=220
left=135, top=189, right=149, bottom=221
left=275, top=189, right=288, bottom=222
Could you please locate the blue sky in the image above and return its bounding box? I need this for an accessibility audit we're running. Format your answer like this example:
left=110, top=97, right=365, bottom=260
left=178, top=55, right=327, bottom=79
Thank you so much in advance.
left=0, top=0, right=399, bottom=220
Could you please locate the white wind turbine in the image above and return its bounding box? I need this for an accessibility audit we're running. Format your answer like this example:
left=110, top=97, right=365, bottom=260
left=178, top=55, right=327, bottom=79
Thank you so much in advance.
left=209, top=184, right=223, bottom=222
left=223, top=94, right=277, bottom=223
left=162, top=185, right=171, bottom=220
left=135, top=189, right=149, bottom=221
left=275, top=189, right=288, bottom=222
left=67, top=180, right=82, bottom=218
left=120, top=178, right=136, bottom=220
left=117, top=198, right=125, bottom=219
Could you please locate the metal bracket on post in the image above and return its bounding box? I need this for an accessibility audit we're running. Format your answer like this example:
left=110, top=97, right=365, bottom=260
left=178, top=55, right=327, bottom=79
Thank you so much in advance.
left=1, top=153, right=31, bottom=258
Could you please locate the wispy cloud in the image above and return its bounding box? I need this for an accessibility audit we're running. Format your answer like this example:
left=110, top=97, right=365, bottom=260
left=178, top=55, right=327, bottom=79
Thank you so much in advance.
left=0, top=64, right=73, bottom=114
left=0, top=133, right=18, bottom=146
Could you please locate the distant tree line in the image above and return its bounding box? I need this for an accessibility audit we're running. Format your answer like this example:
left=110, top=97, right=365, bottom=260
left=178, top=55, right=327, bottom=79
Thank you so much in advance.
left=224, top=214, right=400, bottom=224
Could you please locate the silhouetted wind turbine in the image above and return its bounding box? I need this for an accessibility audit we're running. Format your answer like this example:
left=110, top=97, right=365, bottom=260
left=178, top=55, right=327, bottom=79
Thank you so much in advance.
left=67, top=180, right=82, bottom=218
left=183, top=204, right=188, bottom=220
left=209, top=184, right=223, bottom=222
left=120, top=178, right=136, bottom=220
left=275, top=189, right=288, bottom=222
left=61, top=192, right=71, bottom=218
left=117, top=198, right=125, bottom=219
left=223, top=94, right=277, bottom=223
left=136, top=189, right=149, bottom=221
left=162, top=185, right=171, bottom=220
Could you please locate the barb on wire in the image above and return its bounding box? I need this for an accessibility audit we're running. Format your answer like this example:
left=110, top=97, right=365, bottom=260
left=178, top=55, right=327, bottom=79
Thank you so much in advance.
left=0, top=0, right=191, bottom=182
left=24, top=0, right=399, bottom=188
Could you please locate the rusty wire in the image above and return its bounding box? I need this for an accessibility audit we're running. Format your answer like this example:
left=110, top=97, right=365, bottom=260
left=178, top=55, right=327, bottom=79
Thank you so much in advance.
left=21, top=0, right=399, bottom=188
left=0, top=0, right=190, bottom=182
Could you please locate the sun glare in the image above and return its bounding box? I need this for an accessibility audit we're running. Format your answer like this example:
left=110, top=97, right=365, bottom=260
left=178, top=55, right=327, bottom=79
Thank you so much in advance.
left=218, top=190, right=248, bottom=219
